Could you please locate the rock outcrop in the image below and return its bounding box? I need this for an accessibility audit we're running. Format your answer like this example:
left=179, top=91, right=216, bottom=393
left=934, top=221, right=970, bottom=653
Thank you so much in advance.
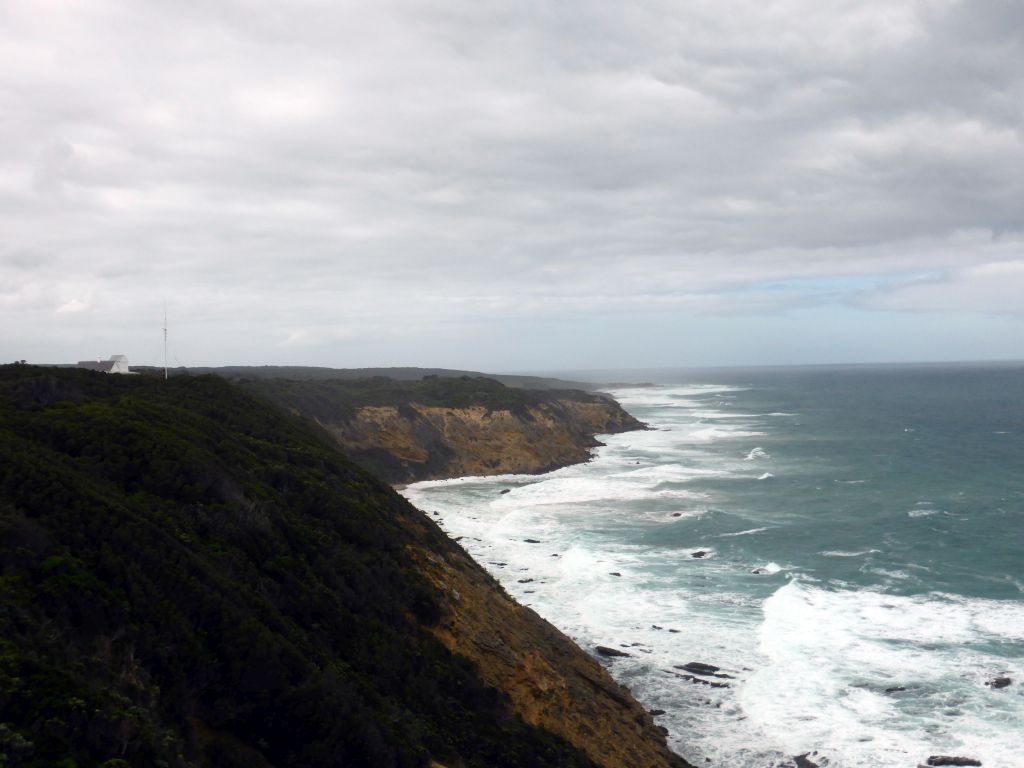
left=249, top=376, right=644, bottom=483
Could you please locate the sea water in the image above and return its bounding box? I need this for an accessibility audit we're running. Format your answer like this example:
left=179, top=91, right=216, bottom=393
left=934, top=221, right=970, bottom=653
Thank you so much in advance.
left=402, top=363, right=1024, bottom=767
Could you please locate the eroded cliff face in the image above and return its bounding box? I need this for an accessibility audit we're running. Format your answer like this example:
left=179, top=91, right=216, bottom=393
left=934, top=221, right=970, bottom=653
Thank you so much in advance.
left=409, top=541, right=693, bottom=768
left=321, top=397, right=643, bottom=483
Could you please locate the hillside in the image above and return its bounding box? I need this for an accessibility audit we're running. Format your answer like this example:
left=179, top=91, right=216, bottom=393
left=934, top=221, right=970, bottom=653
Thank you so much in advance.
left=0, top=366, right=688, bottom=768
left=165, top=365, right=597, bottom=392
left=245, top=376, right=644, bottom=483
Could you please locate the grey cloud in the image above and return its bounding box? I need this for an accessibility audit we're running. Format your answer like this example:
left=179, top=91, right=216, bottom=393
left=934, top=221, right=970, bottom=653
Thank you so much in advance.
left=2, top=0, right=1023, bottom=367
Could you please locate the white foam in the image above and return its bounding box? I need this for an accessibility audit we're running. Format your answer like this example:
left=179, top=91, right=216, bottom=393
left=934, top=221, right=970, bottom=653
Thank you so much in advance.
left=407, top=378, right=1024, bottom=768
left=688, top=426, right=766, bottom=441
left=741, top=581, right=1024, bottom=767
left=757, top=472, right=774, bottom=480
left=745, top=446, right=770, bottom=461
left=719, top=527, right=771, bottom=538
left=820, top=549, right=882, bottom=558
left=691, top=410, right=757, bottom=419
left=489, top=474, right=705, bottom=508
left=610, top=463, right=728, bottom=483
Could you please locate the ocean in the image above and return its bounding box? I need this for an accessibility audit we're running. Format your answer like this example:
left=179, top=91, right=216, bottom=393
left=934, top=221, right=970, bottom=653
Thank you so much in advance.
left=401, top=363, right=1024, bottom=768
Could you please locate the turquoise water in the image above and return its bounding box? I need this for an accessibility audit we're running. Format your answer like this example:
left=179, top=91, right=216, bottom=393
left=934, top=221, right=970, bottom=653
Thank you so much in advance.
left=403, top=363, right=1024, bottom=767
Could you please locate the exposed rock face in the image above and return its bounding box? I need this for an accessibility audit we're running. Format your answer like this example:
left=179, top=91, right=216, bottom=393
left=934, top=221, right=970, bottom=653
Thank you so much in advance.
left=324, top=398, right=643, bottom=483
left=410, top=544, right=693, bottom=768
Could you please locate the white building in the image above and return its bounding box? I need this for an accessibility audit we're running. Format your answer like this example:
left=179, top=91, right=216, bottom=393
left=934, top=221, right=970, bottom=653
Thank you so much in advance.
left=77, top=354, right=133, bottom=374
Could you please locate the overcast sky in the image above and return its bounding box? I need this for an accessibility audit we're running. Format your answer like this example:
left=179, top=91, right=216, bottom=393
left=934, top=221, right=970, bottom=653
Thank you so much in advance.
left=3, top=0, right=1023, bottom=372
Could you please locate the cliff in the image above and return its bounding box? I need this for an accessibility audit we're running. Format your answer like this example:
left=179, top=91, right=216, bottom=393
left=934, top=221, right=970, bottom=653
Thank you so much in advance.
left=0, top=366, right=688, bottom=768
left=246, top=376, right=644, bottom=483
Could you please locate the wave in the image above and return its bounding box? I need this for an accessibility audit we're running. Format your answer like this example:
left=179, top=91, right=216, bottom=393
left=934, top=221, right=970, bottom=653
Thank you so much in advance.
left=720, top=527, right=771, bottom=537
left=742, top=581, right=1024, bottom=767
left=819, top=549, right=881, bottom=558
left=611, top=463, right=728, bottom=483
left=688, top=427, right=766, bottom=441
left=745, top=446, right=770, bottom=461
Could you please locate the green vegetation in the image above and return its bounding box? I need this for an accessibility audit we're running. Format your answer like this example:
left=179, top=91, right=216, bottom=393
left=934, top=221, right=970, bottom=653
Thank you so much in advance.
left=246, top=374, right=598, bottom=424
left=0, top=366, right=596, bottom=768
left=160, top=365, right=596, bottom=392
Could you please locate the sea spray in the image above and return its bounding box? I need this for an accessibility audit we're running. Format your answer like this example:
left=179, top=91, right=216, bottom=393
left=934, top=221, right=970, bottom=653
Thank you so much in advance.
left=404, top=364, right=1024, bottom=768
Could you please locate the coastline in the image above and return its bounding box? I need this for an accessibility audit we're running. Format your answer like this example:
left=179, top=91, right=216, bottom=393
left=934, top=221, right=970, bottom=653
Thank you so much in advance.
left=249, top=375, right=646, bottom=485
left=397, top=389, right=782, bottom=767
left=396, top=391, right=693, bottom=768
left=406, top=376, right=1022, bottom=768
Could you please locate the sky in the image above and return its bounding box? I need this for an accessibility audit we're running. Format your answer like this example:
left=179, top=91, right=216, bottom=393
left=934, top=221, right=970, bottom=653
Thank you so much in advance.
left=2, top=0, right=1023, bottom=372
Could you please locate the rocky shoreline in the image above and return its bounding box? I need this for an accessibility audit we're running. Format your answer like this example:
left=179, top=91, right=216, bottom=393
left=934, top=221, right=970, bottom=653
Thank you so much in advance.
left=403, top=390, right=1007, bottom=768
left=248, top=375, right=646, bottom=483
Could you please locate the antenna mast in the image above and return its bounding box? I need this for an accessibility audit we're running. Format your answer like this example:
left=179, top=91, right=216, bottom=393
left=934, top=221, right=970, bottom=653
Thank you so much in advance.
left=163, top=302, right=168, bottom=380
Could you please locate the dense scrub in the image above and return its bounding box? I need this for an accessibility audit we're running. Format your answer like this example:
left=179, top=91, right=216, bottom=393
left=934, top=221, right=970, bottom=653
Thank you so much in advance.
left=246, top=375, right=605, bottom=423
left=154, top=366, right=593, bottom=392
left=0, top=365, right=596, bottom=768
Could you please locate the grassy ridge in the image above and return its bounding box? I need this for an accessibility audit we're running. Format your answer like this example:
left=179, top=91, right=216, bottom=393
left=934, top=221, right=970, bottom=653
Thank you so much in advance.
left=245, top=374, right=601, bottom=424
left=0, top=366, right=596, bottom=768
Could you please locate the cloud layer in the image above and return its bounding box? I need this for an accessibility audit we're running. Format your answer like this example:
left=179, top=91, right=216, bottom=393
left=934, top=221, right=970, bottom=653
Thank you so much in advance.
left=2, top=0, right=1022, bottom=368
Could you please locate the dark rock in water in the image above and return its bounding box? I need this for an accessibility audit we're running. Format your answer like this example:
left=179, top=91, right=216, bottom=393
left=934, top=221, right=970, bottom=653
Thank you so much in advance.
left=595, top=645, right=631, bottom=658
left=609, top=572, right=622, bottom=577
left=793, top=753, right=820, bottom=768
left=668, top=628, right=680, bottom=633
left=671, top=513, right=682, bottom=517
left=432, top=510, right=440, bottom=515
left=649, top=709, right=666, bottom=716
left=550, top=553, right=560, bottom=557
left=986, top=676, right=1011, bottom=689
left=517, top=578, right=534, bottom=583
left=692, top=550, right=708, bottom=558
left=678, top=662, right=721, bottom=676
left=499, top=488, right=511, bottom=494
left=751, top=567, right=769, bottom=574
left=524, top=538, right=541, bottom=544
left=885, top=685, right=907, bottom=693
left=926, top=757, right=982, bottom=767
left=672, top=672, right=729, bottom=689
left=651, top=624, right=663, bottom=630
